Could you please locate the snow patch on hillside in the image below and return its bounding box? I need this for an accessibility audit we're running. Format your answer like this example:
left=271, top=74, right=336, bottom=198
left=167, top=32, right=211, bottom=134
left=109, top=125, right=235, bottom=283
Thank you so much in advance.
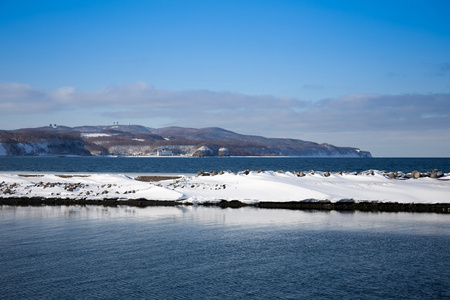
left=81, top=133, right=112, bottom=137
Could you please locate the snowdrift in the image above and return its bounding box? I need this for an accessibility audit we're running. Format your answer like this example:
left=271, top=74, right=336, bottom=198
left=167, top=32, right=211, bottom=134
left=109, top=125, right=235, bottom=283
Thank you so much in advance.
left=1, top=170, right=449, bottom=205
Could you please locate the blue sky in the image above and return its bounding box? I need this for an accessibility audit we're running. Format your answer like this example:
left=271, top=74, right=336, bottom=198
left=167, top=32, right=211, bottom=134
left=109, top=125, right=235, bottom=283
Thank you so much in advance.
left=1, top=0, right=449, bottom=156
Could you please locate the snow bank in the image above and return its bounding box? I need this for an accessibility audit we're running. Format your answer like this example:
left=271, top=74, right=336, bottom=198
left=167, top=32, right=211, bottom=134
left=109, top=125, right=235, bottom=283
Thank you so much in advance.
left=1, top=171, right=449, bottom=204
left=0, top=174, right=183, bottom=201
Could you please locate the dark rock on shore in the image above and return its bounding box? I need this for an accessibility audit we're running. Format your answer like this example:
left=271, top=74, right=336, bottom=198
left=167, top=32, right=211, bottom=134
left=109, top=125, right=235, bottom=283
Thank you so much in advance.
left=135, top=175, right=181, bottom=182
left=256, top=201, right=450, bottom=213
left=192, top=169, right=449, bottom=180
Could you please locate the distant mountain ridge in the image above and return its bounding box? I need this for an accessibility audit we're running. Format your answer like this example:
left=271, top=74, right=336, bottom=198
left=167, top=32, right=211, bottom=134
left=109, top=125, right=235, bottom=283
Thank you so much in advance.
left=0, top=125, right=372, bottom=157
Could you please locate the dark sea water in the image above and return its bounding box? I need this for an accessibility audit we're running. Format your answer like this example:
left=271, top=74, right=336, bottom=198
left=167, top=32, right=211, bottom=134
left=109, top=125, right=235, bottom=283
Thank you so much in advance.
left=0, top=206, right=449, bottom=300
left=1, top=156, right=449, bottom=174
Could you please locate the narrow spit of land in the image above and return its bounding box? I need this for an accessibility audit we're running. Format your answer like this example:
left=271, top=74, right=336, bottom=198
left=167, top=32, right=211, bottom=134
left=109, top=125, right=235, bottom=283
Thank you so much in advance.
left=1, top=170, right=450, bottom=213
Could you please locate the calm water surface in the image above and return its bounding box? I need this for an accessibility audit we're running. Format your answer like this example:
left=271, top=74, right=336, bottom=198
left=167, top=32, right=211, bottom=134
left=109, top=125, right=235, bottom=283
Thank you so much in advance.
left=1, top=206, right=449, bottom=299
left=1, top=156, right=449, bottom=174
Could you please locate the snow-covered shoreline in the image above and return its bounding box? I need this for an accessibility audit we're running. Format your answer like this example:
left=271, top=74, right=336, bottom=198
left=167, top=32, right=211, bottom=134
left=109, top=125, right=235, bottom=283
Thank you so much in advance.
left=1, top=170, right=449, bottom=205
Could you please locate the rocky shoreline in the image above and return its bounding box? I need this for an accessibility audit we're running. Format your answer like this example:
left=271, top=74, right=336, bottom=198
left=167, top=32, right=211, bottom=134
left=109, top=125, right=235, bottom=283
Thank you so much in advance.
left=196, top=168, right=448, bottom=179
left=1, top=197, right=449, bottom=214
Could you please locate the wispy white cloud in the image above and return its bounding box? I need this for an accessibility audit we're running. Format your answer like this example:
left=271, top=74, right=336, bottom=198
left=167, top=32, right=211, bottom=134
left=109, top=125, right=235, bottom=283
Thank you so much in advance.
left=298, top=93, right=450, bottom=132
left=50, top=86, right=76, bottom=103
left=1, top=81, right=449, bottom=137
left=0, top=82, right=50, bottom=113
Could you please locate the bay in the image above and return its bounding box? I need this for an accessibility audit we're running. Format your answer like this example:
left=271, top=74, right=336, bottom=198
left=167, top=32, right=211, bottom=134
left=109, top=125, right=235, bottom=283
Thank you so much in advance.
left=1, top=206, right=449, bottom=299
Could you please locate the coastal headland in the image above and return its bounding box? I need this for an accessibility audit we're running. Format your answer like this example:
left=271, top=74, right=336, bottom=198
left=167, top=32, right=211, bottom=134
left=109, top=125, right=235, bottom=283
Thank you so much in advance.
left=0, top=125, right=371, bottom=157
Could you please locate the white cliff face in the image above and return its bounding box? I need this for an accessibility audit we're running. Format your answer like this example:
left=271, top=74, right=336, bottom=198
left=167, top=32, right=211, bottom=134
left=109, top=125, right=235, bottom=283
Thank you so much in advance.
left=107, top=145, right=155, bottom=156
left=101, top=144, right=371, bottom=157
left=0, top=140, right=371, bottom=157
left=103, top=145, right=198, bottom=156
left=218, top=148, right=229, bottom=157
left=192, top=146, right=214, bottom=157
left=0, top=142, right=49, bottom=155
left=0, top=140, right=90, bottom=156
left=19, top=142, right=49, bottom=154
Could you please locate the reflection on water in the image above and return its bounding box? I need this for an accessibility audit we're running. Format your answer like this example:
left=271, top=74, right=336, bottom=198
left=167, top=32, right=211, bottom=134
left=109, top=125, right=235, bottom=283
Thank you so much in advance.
left=1, top=205, right=448, bottom=235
